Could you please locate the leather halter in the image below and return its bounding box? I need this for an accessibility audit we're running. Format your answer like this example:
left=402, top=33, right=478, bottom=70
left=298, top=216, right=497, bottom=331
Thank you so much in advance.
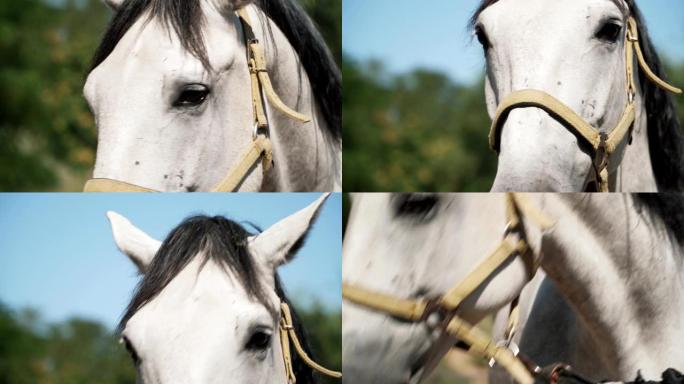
left=279, top=303, right=342, bottom=383
left=83, top=7, right=310, bottom=193
left=488, top=17, right=682, bottom=192
left=342, top=194, right=555, bottom=384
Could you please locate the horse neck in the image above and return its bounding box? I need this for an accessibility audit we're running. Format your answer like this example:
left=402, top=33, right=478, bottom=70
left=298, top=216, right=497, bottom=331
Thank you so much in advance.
left=537, top=194, right=684, bottom=378
left=615, top=90, right=658, bottom=191
left=252, top=7, right=341, bottom=192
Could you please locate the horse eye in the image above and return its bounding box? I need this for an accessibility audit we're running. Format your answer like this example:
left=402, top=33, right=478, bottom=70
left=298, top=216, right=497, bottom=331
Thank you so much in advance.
left=596, top=21, right=622, bottom=43
left=173, top=84, right=210, bottom=107
left=475, top=25, right=491, bottom=50
left=245, top=330, right=272, bottom=351
left=394, top=194, right=440, bottom=222
left=122, top=336, right=141, bottom=366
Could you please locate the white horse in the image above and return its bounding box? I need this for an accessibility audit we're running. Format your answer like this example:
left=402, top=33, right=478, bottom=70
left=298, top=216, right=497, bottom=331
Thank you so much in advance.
left=84, top=0, right=341, bottom=192
left=472, top=0, right=683, bottom=192
left=342, top=193, right=684, bottom=383
left=107, top=194, right=339, bottom=383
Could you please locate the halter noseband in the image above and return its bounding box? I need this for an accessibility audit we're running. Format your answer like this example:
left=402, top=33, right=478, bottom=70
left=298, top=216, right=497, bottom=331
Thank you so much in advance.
left=83, top=7, right=310, bottom=193
left=488, top=17, right=682, bottom=192
left=342, top=194, right=555, bottom=384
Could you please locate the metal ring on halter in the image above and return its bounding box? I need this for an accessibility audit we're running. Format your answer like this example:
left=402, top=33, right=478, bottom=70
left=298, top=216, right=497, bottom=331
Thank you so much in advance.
left=252, top=122, right=259, bottom=139
left=503, top=221, right=515, bottom=236
left=628, top=87, right=636, bottom=104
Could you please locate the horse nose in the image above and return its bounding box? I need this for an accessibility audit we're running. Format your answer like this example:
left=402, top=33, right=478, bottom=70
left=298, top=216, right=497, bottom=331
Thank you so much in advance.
left=491, top=108, right=592, bottom=192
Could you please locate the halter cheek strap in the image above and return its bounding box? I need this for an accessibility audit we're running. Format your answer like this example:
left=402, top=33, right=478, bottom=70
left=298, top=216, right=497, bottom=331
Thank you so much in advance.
left=343, top=194, right=555, bottom=384
left=488, top=17, right=681, bottom=192
left=83, top=7, right=310, bottom=193
left=279, top=303, right=342, bottom=383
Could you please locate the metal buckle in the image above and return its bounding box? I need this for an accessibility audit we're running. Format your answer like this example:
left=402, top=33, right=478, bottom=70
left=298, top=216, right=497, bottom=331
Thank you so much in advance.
left=252, top=122, right=260, bottom=139
left=626, top=30, right=638, bottom=42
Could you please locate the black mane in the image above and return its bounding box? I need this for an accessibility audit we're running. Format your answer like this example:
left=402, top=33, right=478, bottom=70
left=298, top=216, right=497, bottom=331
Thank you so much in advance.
left=470, top=0, right=684, bottom=191
left=91, top=0, right=340, bottom=142
left=633, top=194, right=684, bottom=245
left=118, top=215, right=318, bottom=383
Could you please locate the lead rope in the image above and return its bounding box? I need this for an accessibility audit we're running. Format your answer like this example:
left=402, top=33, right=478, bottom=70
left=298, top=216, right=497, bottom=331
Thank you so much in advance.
left=279, top=303, right=342, bottom=383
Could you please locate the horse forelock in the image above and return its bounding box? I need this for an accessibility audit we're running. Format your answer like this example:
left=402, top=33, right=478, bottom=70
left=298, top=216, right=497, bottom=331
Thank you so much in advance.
left=117, top=215, right=269, bottom=332
left=470, top=0, right=683, bottom=191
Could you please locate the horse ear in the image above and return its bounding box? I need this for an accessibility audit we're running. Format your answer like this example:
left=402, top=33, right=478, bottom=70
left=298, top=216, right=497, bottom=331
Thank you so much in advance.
left=249, top=193, right=330, bottom=268
left=103, top=0, right=124, bottom=11
left=107, top=211, right=161, bottom=273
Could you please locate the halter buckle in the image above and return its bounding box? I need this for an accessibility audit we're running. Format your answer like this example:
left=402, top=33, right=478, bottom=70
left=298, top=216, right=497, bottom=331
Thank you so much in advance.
left=252, top=122, right=260, bottom=139
left=626, top=30, right=638, bottom=43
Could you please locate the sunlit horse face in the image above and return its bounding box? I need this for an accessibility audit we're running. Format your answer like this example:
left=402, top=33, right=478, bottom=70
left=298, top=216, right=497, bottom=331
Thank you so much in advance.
left=107, top=194, right=329, bottom=383
left=342, top=194, right=541, bottom=383
left=478, top=0, right=632, bottom=191
left=85, top=0, right=263, bottom=191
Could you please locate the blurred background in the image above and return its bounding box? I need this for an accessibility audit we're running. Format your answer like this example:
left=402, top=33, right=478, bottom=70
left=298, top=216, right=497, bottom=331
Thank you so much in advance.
left=0, top=193, right=341, bottom=383
left=343, top=0, right=684, bottom=192
left=0, top=0, right=341, bottom=191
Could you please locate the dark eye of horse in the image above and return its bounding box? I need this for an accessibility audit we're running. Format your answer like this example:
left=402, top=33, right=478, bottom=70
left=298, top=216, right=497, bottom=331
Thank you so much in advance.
left=246, top=330, right=272, bottom=351
left=475, top=25, right=491, bottom=50
left=394, top=194, right=440, bottom=222
left=596, top=21, right=623, bottom=43
left=122, top=336, right=141, bottom=366
left=173, top=84, right=210, bottom=107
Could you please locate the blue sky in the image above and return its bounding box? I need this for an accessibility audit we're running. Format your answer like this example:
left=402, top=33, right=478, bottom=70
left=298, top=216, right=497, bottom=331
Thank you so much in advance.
left=0, top=193, right=341, bottom=329
left=343, top=0, right=684, bottom=84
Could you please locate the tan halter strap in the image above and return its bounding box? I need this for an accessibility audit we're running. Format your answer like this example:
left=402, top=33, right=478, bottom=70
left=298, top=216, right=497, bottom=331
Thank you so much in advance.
left=342, top=194, right=555, bottom=384
left=488, top=17, right=681, bottom=192
left=237, top=7, right=311, bottom=125
left=279, top=303, right=342, bottom=383
left=83, top=7, right=310, bottom=193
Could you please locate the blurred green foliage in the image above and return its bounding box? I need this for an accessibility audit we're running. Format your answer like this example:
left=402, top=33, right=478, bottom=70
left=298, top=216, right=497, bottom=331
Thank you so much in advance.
left=342, top=56, right=684, bottom=192
left=0, top=0, right=108, bottom=191
left=298, top=303, right=342, bottom=384
left=0, top=0, right=341, bottom=191
left=0, top=301, right=340, bottom=383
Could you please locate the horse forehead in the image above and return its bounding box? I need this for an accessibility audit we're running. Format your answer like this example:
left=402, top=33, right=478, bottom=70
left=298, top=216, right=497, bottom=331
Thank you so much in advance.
left=482, top=0, right=620, bottom=32
left=129, top=258, right=268, bottom=329
left=92, top=13, right=240, bottom=86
